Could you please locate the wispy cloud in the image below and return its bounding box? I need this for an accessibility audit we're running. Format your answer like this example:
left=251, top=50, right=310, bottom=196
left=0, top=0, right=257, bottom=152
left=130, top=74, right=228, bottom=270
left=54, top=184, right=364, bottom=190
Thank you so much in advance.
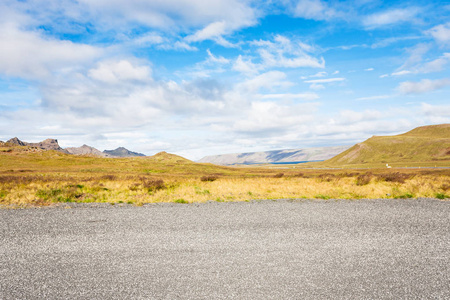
left=363, top=8, right=419, bottom=29
left=304, top=78, right=345, bottom=83
left=398, top=78, right=450, bottom=94
left=261, top=93, right=319, bottom=101
left=232, top=55, right=260, bottom=76
left=356, top=95, right=392, bottom=101
left=255, top=35, right=325, bottom=69
left=426, top=23, right=450, bottom=46
left=292, top=0, right=336, bottom=20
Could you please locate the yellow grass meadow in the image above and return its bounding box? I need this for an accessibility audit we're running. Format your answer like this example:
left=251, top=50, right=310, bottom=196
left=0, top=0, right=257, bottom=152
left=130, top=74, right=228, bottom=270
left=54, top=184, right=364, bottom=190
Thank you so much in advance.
left=1, top=145, right=449, bottom=207
left=1, top=167, right=449, bottom=207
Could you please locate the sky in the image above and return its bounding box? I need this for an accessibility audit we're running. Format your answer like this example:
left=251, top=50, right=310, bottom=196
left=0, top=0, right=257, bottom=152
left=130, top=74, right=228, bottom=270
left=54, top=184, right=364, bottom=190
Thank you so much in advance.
left=0, top=0, right=449, bottom=160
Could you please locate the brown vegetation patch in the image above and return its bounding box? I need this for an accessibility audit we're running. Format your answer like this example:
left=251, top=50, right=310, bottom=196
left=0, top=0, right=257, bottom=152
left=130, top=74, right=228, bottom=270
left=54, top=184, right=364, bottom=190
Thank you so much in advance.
left=200, top=175, right=219, bottom=182
left=355, top=173, right=372, bottom=186
left=376, top=172, right=414, bottom=184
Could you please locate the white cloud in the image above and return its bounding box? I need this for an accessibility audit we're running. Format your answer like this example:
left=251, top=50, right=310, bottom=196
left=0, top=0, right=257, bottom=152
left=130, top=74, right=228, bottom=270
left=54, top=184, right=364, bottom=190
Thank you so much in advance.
left=260, top=49, right=325, bottom=68
left=371, top=36, right=422, bottom=49
left=387, top=49, right=450, bottom=78
left=206, top=49, right=229, bottom=64
left=254, top=35, right=325, bottom=69
left=363, top=8, right=419, bottom=29
left=398, top=78, right=450, bottom=94
left=356, top=95, right=392, bottom=101
left=364, top=68, right=374, bottom=71
left=420, top=53, right=450, bottom=73
left=261, top=93, right=319, bottom=101
left=158, top=41, right=198, bottom=51
left=380, top=74, right=389, bottom=78
left=232, top=35, right=324, bottom=75
left=238, top=71, right=293, bottom=93
left=0, top=24, right=102, bottom=79
left=304, top=78, right=345, bottom=83
left=184, top=20, right=240, bottom=47
left=427, top=23, right=450, bottom=45
left=232, top=55, right=260, bottom=76
left=78, top=0, right=257, bottom=32
left=309, top=83, right=325, bottom=90
left=309, top=71, right=328, bottom=78
left=390, top=45, right=450, bottom=76
left=293, top=0, right=336, bottom=20
left=338, top=109, right=383, bottom=124
left=391, top=70, right=412, bottom=76
left=421, top=103, right=450, bottom=121
left=232, top=101, right=318, bottom=134
left=133, top=32, right=166, bottom=46
left=399, top=43, right=430, bottom=71
left=88, top=60, right=152, bottom=83
left=185, top=21, right=227, bottom=42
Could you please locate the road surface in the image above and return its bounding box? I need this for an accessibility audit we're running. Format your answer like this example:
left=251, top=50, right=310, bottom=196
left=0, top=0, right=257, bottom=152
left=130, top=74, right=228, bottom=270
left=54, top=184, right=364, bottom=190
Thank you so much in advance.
left=1, top=199, right=449, bottom=299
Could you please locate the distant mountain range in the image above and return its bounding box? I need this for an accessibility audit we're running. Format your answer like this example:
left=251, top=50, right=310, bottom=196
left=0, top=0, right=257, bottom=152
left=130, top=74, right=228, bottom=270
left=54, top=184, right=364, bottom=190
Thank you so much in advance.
left=3, top=123, right=449, bottom=164
left=198, top=145, right=351, bottom=165
left=5, top=137, right=145, bottom=158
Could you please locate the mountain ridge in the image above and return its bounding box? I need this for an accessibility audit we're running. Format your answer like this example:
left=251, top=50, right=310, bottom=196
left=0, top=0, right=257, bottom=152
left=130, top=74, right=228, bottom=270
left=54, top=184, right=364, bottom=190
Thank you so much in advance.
left=4, top=138, right=145, bottom=158
left=103, top=147, right=145, bottom=157
left=6, top=137, right=68, bottom=153
left=198, top=145, right=351, bottom=165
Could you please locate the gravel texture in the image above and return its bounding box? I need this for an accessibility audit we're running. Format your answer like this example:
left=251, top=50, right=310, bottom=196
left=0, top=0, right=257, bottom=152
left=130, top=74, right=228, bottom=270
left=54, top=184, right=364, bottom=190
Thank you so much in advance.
left=1, top=199, right=450, bottom=299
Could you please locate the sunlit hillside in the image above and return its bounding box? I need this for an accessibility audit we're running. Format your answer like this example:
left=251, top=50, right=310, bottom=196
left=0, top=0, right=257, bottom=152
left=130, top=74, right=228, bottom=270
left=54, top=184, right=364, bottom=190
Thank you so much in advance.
left=320, top=124, right=450, bottom=168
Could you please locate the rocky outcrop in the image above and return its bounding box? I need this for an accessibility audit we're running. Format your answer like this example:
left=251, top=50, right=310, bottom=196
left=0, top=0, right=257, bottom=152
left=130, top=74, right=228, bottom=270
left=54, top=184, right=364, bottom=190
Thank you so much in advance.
left=103, top=147, right=145, bottom=157
left=7, top=137, right=27, bottom=146
left=65, top=144, right=109, bottom=157
left=34, top=139, right=65, bottom=151
left=6, top=137, right=67, bottom=152
left=4, top=137, right=146, bottom=158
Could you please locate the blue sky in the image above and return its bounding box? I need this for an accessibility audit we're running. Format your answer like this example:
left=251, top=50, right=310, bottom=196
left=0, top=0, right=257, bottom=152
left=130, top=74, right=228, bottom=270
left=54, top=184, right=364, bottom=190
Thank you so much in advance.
left=0, top=0, right=449, bottom=159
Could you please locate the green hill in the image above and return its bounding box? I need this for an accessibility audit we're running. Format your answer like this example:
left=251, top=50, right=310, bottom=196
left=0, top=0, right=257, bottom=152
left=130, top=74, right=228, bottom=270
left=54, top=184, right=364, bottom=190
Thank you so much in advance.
left=320, top=124, right=450, bottom=167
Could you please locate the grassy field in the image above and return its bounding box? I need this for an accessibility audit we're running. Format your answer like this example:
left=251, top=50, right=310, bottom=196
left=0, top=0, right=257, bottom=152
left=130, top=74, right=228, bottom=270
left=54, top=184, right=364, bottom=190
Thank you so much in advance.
left=1, top=145, right=449, bottom=207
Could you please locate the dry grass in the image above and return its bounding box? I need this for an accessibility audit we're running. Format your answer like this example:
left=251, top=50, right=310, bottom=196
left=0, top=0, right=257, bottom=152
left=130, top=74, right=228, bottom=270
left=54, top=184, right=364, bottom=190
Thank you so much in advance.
left=1, top=169, right=449, bottom=206
left=1, top=146, right=449, bottom=206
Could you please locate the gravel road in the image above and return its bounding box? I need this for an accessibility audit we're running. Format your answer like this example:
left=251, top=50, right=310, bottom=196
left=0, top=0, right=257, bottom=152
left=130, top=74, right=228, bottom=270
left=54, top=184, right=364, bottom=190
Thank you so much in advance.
left=1, top=199, right=450, bottom=299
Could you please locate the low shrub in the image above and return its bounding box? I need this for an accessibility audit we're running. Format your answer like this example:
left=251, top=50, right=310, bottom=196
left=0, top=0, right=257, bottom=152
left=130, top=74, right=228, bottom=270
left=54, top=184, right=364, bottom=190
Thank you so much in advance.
left=440, top=183, right=450, bottom=191
left=200, top=175, right=218, bottom=182
left=142, top=179, right=165, bottom=192
left=101, top=174, right=117, bottom=181
left=356, top=173, right=372, bottom=186
left=376, top=172, right=412, bottom=184
left=436, top=193, right=448, bottom=199
left=317, top=174, right=336, bottom=182
left=174, top=198, right=188, bottom=204
left=273, top=173, right=284, bottom=178
left=395, top=193, right=414, bottom=199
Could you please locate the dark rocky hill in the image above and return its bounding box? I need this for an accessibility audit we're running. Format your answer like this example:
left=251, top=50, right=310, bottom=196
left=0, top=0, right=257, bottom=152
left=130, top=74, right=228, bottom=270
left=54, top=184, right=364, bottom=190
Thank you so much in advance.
left=103, top=147, right=145, bottom=157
